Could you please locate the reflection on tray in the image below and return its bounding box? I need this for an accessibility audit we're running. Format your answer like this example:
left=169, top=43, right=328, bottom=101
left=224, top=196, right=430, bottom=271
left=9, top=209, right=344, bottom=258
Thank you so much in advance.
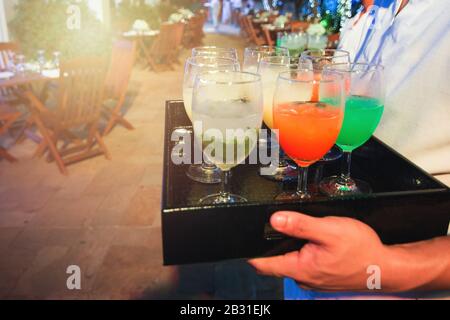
left=164, top=102, right=446, bottom=209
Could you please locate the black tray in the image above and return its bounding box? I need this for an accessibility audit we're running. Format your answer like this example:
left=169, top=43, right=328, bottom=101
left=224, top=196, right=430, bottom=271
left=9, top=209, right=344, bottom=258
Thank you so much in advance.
left=161, top=100, right=450, bottom=265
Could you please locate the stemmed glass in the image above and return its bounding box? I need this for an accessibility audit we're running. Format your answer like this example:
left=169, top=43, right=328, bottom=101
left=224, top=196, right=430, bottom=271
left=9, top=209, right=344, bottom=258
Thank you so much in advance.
left=5, top=51, right=16, bottom=72
left=299, top=49, right=351, bottom=162
left=280, top=33, right=308, bottom=59
left=183, top=56, right=241, bottom=184
left=258, top=55, right=298, bottom=181
left=243, top=46, right=289, bottom=74
left=273, top=70, right=345, bottom=200
left=15, top=54, right=26, bottom=75
left=37, top=50, right=46, bottom=73
left=53, top=51, right=61, bottom=68
left=192, top=71, right=263, bottom=204
left=320, top=63, right=385, bottom=196
left=192, top=46, right=239, bottom=61
left=299, top=49, right=351, bottom=70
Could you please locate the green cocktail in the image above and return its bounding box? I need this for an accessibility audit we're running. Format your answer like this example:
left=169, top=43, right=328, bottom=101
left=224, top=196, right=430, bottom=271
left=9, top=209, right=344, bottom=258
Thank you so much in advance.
left=319, top=63, right=385, bottom=196
left=337, top=95, right=384, bottom=152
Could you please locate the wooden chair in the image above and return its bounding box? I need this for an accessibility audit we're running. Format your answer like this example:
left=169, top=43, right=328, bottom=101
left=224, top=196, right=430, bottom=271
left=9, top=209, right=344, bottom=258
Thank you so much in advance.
left=182, top=18, right=195, bottom=49
left=238, top=14, right=250, bottom=42
left=0, top=104, right=21, bottom=162
left=327, top=33, right=341, bottom=49
left=147, top=23, right=179, bottom=72
left=102, top=40, right=137, bottom=135
left=0, top=42, right=21, bottom=103
left=268, top=15, right=278, bottom=24
left=183, top=15, right=206, bottom=49
left=262, top=26, right=275, bottom=46
left=245, top=16, right=265, bottom=46
left=291, top=21, right=310, bottom=32
left=25, top=57, right=110, bottom=175
left=0, top=42, right=18, bottom=70
left=169, top=22, right=186, bottom=64
left=193, top=14, right=206, bottom=42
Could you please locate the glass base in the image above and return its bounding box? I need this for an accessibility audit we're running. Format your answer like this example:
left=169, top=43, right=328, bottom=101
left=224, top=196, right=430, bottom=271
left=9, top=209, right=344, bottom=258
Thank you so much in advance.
left=172, top=127, right=192, bottom=158
left=173, top=127, right=192, bottom=135
left=275, top=190, right=311, bottom=201
left=200, top=193, right=247, bottom=204
left=259, top=162, right=297, bottom=182
left=319, top=176, right=372, bottom=196
left=321, top=145, right=343, bottom=162
left=186, top=164, right=221, bottom=184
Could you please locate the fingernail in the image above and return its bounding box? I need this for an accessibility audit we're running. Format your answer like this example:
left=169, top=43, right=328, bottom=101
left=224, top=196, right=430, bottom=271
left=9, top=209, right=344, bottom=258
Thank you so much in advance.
left=272, top=213, right=287, bottom=229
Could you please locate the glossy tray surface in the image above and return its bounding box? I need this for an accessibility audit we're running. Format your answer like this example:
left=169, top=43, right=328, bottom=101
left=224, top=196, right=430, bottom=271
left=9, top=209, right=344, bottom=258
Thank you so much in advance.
left=161, top=101, right=450, bottom=265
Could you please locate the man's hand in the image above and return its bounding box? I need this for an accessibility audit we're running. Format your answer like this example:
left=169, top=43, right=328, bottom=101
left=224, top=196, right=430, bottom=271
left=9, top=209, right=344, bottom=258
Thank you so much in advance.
left=249, top=211, right=390, bottom=291
left=249, top=211, right=450, bottom=292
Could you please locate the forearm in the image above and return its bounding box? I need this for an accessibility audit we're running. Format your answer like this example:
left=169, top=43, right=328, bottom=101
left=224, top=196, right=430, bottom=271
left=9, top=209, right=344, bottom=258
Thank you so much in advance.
left=382, top=236, right=450, bottom=292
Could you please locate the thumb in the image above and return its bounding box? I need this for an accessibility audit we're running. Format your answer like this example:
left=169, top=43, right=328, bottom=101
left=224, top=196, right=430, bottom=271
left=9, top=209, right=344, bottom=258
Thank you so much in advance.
left=270, top=211, right=336, bottom=245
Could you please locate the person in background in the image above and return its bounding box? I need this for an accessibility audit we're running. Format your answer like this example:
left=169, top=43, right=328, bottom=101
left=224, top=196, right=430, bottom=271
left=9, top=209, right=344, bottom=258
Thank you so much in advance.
left=249, top=0, right=450, bottom=299
left=211, top=0, right=221, bottom=29
left=242, top=0, right=255, bottom=15
left=222, top=0, right=232, bottom=24
left=231, top=0, right=242, bottom=25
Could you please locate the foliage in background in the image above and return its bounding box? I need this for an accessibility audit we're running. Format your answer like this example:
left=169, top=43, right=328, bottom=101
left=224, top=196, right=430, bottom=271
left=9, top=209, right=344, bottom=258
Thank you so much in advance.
left=9, top=0, right=111, bottom=60
left=171, top=0, right=197, bottom=10
left=287, top=0, right=363, bottom=33
left=112, top=1, right=185, bottom=32
left=320, top=11, right=341, bottom=34
left=157, top=2, right=179, bottom=22
left=322, top=0, right=362, bottom=33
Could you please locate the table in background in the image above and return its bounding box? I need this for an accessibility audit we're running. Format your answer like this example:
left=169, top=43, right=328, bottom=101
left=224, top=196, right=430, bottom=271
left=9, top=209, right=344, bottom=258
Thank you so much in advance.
left=122, top=30, right=160, bottom=69
left=0, top=72, right=54, bottom=147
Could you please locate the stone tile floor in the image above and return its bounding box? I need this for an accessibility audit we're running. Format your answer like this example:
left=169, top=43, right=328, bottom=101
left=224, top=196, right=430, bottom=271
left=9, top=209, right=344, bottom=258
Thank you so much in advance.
left=0, top=32, right=283, bottom=300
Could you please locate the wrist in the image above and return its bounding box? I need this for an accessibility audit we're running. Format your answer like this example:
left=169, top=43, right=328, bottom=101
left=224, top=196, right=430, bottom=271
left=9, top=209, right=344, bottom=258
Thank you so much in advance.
left=380, top=241, right=447, bottom=292
left=379, top=244, right=417, bottom=292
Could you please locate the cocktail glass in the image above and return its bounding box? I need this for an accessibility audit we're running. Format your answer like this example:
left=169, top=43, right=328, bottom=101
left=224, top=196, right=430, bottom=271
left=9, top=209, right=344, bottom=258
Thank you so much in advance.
left=192, top=46, right=239, bottom=61
left=258, top=55, right=298, bottom=181
left=273, top=70, right=345, bottom=200
left=183, top=56, right=240, bottom=184
left=320, top=63, right=385, bottom=196
left=192, top=71, right=263, bottom=204
left=243, top=45, right=289, bottom=74
left=299, top=49, right=351, bottom=162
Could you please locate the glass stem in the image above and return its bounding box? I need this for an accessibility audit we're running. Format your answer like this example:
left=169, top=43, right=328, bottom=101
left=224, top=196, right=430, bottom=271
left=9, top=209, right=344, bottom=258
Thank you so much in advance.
left=340, top=151, right=352, bottom=183
left=202, top=161, right=216, bottom=170
left=276, top=135, right=288, bottom=168
left=279, top=149, right=288, bottom=167
left=220, top=170, right=231, bottom=197
left=313, top=163, right=324, bottom=185
left=296, top=166, right=309, bottom=196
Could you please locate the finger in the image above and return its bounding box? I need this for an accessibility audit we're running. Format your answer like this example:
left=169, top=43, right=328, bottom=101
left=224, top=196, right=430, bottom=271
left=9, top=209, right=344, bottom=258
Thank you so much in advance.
left=270, top=211, right=337, bottom=245
left=248, top=251, right=302, bottom=279
left=295, top=282, right=315, bottom=292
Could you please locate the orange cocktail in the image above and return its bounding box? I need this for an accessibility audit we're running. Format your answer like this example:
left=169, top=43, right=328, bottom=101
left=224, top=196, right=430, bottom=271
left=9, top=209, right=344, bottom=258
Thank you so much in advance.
left=272, top=70, right=344, bottom=200
left=274, top=102, right=343, bottom=167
